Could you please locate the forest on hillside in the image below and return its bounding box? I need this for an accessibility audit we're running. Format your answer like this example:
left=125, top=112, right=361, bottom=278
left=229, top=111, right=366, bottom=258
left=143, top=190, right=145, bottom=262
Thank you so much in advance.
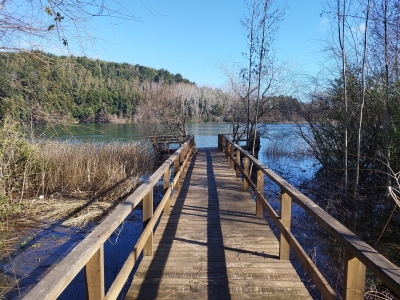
left=0, top=51, right=305, bottom=126
left=0, top=51, right=191, bottom=123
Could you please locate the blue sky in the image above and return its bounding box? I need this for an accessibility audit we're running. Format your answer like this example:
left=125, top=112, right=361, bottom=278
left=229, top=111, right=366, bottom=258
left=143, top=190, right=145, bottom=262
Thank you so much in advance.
left=79, top=1, right=329, bottom=88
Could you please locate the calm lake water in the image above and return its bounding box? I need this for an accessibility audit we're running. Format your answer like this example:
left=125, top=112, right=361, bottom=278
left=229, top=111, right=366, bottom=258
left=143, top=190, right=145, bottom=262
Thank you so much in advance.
left=34, top=122, right=311, bottom=150
left=34, top=123, right=232, bottom=148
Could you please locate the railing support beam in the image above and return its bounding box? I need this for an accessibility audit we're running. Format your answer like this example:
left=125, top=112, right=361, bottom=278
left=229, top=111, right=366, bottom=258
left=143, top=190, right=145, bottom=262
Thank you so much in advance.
left=163, top=166, right=171, bottom=214
left=143, top=190, right=153, bottom=256
left=174, top=156, right=180, bottom=191
left=227, top=142, right=231, bottom=162
left=230, top=144, right=235, bottom=169
left=179, top=150, right=184, bottom=174
left=235, top=149, right=241, bottom=178
left=279, top=191, right=291, bottom=260
left=243, top=157, right=249, bottom=191
left=256, top=169, right=264, bottom=217
left=85, top=245, right=104, bottom=300
left=344, top=250, right=366, bottom=300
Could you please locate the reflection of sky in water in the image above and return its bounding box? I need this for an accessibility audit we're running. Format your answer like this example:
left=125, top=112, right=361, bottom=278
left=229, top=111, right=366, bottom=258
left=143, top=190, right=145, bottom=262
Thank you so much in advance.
left=34, top=123, right=233, bottom=146
left=34, top=123, right=313, bottom=151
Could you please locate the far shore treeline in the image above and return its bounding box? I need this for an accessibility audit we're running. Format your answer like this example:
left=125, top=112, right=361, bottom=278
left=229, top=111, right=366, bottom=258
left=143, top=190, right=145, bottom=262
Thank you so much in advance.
left=0, top=50, right=305, bottom=125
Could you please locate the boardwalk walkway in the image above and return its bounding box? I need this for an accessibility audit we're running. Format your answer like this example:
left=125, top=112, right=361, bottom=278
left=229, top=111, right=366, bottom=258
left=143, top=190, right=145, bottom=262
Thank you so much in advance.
left=126, top=148, right=311, bottom=299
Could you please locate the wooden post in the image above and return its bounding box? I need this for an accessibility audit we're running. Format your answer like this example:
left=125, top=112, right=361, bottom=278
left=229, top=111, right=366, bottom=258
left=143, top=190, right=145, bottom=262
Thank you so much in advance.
left=243, top=157, right=249, bottom=191
left=181, top=148, right=185, bottom=174
left=187, top=142, right=192, bottom=162
left=163, top=167, right=171, bottom=214
left=174, top=155, right=179, bottom=175
left=279, top=191, right=291, bottom=260
left=256, top=169, right=264, bottom=217
left=227, top=142, right=231, bottom=162
left=344, top=250, right=366, bottom=300
left=235, top=149, right=241, bottom=178
left=85, top=246, right=104, bottom=300
left=225, top=139, right=229, bottom=158
left=218, top=135, right=221, bottom=150
left=143, top=190, right=153, bottom=256
left=174, top=155, right=180, bottom=191
left=230, top=145, right=235, bottom=169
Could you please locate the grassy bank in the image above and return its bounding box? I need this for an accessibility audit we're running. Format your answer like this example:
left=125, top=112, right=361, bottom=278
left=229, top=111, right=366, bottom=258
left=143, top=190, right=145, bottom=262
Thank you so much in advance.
left=0, top=119, right=153, bottom=236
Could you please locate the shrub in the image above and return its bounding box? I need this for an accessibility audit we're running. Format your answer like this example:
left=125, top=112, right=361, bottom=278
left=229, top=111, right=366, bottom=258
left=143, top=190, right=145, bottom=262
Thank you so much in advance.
left=0, top=118, right=41, bottom=228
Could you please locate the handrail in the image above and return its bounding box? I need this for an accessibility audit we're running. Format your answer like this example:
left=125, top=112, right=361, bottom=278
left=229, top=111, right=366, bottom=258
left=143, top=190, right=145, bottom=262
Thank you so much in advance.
left=218, top=134, right=400, bottom=300
left=24, top=136, right=196, bottom=300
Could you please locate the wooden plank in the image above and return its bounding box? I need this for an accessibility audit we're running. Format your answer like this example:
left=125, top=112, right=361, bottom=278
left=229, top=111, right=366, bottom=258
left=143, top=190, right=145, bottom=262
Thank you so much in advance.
left=127, top=148, right=310, bottom=299
left=137, top=260, right=294, bottom=269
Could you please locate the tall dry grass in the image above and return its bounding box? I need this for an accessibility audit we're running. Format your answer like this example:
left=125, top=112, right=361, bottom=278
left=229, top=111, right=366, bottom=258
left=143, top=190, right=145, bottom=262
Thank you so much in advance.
left=36, top=141, right=153, bottom=197
left=263, top=141, right=313, bottom=158
left=0, top=119, right=153, bottom=233
left=25, top=141, right=153, bottom=228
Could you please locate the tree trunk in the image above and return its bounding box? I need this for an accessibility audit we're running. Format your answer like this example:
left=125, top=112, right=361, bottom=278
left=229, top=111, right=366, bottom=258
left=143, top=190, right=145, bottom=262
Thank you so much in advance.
left=338, top=0, right=348, bottom=195
left=384, top=0, right=391, bottom=193
left=354, top=0, right=370, bottom=197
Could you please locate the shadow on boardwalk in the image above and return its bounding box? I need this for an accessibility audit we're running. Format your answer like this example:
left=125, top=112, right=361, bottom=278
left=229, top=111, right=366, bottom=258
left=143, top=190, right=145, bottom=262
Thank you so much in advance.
left=126, top=148, right=310, bottom=300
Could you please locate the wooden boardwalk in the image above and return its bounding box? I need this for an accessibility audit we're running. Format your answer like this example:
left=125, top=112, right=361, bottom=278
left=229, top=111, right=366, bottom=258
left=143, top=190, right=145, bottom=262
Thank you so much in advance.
left=126, top=148, right=311, bottom=299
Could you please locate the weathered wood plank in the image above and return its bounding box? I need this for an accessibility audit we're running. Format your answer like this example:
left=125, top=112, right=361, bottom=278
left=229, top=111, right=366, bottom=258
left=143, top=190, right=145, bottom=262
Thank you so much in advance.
left=126, top=148, right=310, bottom=299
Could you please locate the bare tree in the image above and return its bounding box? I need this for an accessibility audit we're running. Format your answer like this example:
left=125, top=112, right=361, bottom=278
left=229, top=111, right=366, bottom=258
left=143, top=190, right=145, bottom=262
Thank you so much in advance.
left=337, top=0, right=349, bottom=195
left=136, top=82, right=193, bottom=139
left=370, top=0, right=400, bottom=192
left=0, top=0, right=151, bottom=51
left=383, top=0, right=391, bottom=191
left=225, top=0, right=285, bottom=155
left=354, top=0, right=371, bottom=197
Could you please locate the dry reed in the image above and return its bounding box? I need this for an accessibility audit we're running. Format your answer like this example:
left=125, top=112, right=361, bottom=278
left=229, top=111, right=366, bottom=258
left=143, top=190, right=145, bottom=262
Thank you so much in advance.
left=263, top=141, right=313, bottom=158
left=26, top=140, right=153, bottom=227
left=1, top=137, right=154, bottom=231
left=35, top=141, right=152, bottom=196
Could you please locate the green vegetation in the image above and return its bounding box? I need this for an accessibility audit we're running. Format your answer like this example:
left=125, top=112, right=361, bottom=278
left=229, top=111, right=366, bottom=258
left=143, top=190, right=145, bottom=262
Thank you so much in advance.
left=0, top=51, right=304, bottom=127
left=0, top=51, right=193, bottom=124
left=0, top=119, right=40, bottom=229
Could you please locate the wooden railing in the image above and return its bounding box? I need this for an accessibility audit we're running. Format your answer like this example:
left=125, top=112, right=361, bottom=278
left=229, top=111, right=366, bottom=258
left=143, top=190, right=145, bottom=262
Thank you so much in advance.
left=218, top=134, right=400, bottom=300
left=24, top=136, right=196, bottom=300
